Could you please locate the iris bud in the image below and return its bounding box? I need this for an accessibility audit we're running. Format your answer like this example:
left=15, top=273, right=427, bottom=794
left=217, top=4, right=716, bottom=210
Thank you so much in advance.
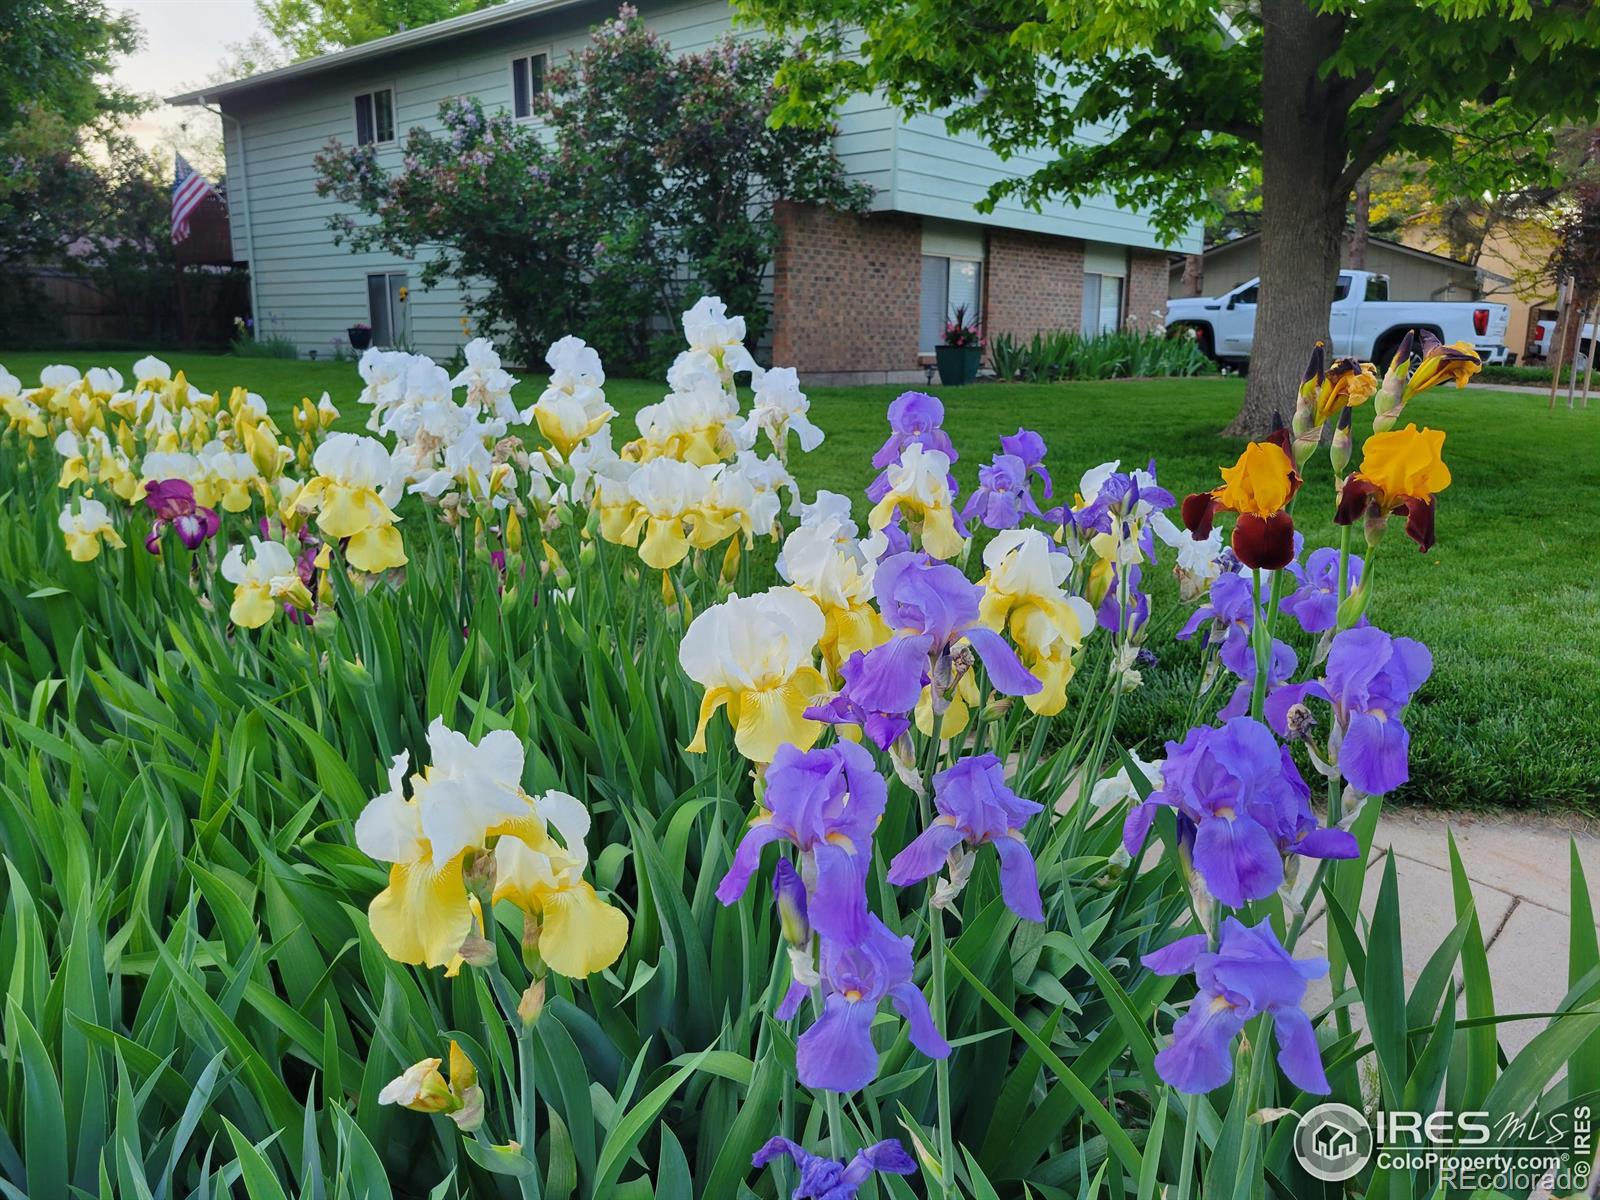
left=772, top=859, right=810, bottom=948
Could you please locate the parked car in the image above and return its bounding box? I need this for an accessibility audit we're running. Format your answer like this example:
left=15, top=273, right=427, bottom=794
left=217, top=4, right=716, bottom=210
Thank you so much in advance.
left=1167, top=270, right=1511, bottom=370
left=1530, top=318, right=1594, bottom=365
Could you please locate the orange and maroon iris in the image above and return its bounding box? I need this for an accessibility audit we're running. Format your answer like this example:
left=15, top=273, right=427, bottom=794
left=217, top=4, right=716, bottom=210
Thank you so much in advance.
left=1333, top=423, right=1451, bottom=550
left=1182, top=430, right=1302, bottom=570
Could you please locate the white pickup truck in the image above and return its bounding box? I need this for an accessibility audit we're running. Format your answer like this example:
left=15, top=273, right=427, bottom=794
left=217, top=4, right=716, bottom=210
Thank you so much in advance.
left=1167, top=270, right=1511, bottom=370
left=1531, top=318, right=1594, bottom=364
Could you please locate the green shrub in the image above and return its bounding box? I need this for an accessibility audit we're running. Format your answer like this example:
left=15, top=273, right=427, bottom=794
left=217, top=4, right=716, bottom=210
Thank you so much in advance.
left=990, top=329, right=1217, bottom=382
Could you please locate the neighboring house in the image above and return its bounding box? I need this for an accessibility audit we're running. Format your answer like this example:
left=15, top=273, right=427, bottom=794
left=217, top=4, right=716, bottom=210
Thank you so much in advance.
left=171, top=0, right=1198, bottom=382
left=1397, top=221, right=1559, bottom=363
left=1171, top=231, right=1514, bottom=346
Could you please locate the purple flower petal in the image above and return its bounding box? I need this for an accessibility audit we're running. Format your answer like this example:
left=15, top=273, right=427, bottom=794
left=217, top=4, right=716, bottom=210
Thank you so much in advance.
left=888, top=982, right=950, bottom=1059
left=962, top=626, right=1042, bottom=697
left=1192, top=813, right=1284, bottom=907
left=1340, top=710, right=1412, bottom=795
left=797, top=993, right=879, bottom=1093
left=1271, top=1005, right=1331, bottom=1094
left=715, top=819, right=786, bottom=905
left=885, top=819, right=966, bottom=887
left=1142, top=933, right=1209, bottom=975
left=992, top=833, right=1045, bottom=921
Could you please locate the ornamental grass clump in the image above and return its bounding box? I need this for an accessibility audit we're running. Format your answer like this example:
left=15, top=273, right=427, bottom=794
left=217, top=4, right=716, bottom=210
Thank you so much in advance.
left=3, top=316, right=1597, bottom=1199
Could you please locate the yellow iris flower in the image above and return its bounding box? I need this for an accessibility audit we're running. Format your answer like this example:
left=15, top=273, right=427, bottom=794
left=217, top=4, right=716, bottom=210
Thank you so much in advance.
left=977, top=530, right=1096, bottom=716
left=296, top=433, right=407, bottom=572
left=57, top=499, right=125, bottom=562
left=867, top=443, right=965, bottom=560
left=678, top=587, right=828, bottom=763
left=378, top=1041, right=484, bottom=1130
left=356, top=723, right=627, bottom=978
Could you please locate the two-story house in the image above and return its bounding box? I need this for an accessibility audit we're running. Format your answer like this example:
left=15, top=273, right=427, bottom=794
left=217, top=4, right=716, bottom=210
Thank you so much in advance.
left=170, top=0, right=1198, bottom=383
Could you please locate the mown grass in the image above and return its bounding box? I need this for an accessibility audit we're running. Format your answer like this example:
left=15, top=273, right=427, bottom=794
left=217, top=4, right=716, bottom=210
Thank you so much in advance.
left=5, top=350, right=1595, bottom=813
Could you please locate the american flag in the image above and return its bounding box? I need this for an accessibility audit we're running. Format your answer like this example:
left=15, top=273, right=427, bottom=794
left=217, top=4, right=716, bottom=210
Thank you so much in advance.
left=171, top=154, right=214, bottom=243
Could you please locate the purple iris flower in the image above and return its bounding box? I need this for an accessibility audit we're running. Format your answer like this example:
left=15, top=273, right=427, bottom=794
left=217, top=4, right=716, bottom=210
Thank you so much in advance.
left=1070, top=463, right=1177, bottom=538
left=752, top=1136, right=915, bottom=1199
left=961, top=452, right=1041, bottom=530
left=848, top=552, right=1039, bottom=713
left=999, top=427, right=1052, bottom=497
left=1097, top=563, right=1150, bottom=635
left=867, top=392, right=959, bottom=502
left=1282, top=546, right=1366, bottom=634
left=1176, top=570, right=1255, bottom=646
left=1216, top=634, right=1298, bottom=720
left=143, top=479, right=219, bottom=554
left=1266, top=625, right=1432, bottom=796
left=1143, top=917, right=1330, bottom=1095
left=1122, top=717, right=1357, bottom=908
left=716, top=742, right=886, bottom=946
left=778, top=915, right=950, bottom=1092
left=805, top=645, right=915, bottom=750
left=887, top=753, right=1044, bottom=920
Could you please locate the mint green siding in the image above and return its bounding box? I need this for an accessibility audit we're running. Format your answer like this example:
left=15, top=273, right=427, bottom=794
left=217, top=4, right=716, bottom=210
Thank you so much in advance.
left=214, top=0, right=1196, bottom=360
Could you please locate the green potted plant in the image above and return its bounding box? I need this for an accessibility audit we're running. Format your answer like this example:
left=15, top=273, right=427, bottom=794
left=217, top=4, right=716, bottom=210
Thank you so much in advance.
left=348, top=322, right=373, bottom=351
left=935, top=304, right=984, bottom=385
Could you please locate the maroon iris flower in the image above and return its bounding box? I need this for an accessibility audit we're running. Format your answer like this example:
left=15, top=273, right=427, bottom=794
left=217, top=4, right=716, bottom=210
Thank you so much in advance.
left=143, top=479, right=219, bottom=554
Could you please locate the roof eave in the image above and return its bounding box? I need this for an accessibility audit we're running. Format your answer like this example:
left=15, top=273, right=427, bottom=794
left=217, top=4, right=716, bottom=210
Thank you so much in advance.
left=166, top=0, right=580, bottom=106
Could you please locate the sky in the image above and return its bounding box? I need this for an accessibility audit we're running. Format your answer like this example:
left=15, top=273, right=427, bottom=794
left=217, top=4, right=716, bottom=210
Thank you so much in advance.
left=113, top=0, right=269, bottom=173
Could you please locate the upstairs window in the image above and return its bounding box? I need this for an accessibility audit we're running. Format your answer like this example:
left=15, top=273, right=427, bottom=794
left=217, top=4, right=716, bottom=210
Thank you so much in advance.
left=355, top=88, right=395, bottom=146
left=512, top=53, right=547, bottom=119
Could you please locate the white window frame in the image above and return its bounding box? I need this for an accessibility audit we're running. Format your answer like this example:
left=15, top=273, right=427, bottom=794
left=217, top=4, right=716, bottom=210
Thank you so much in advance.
left=919, top=253, right=985, bottom=354
left=510, top=49, right=551, bottom=121
left=354, top=85, right=398, bottom=147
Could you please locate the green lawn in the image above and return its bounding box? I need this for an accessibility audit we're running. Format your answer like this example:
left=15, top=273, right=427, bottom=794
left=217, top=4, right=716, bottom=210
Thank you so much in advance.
left=5, top=349, right=1596, bottom=813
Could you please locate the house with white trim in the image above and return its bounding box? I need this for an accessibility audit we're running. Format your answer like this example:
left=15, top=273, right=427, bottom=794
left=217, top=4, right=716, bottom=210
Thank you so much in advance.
left=171, top=0, right=1199, bottom=382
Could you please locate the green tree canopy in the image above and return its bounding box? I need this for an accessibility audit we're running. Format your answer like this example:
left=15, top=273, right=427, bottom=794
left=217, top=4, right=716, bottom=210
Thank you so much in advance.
left=0, top=0, right=141, bottom=134
left=738, top=0, right=1600, bottom=432
left=254, top=0, right=505, bottom=60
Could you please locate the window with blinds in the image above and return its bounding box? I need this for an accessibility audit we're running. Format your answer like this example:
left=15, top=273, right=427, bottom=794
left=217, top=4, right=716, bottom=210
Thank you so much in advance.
left=354, top=89, right=395, bottom=146
left=512, top=53, right=548, bottom=119
left=1081, top=273, right=1124, bottom=336
left=920, top=255, right=984, bottom=352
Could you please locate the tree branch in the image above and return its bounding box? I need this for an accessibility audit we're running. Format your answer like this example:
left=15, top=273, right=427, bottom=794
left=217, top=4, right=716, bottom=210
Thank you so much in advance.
left=1334, top=88, right=1415, bottom=197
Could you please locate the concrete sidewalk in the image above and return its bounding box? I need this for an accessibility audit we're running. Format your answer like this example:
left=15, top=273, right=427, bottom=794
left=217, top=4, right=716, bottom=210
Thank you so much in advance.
left=1299, top=809, right=1600, bottom=1056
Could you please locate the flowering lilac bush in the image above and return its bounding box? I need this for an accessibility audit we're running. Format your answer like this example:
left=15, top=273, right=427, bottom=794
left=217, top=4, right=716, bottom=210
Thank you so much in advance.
left=313, top=6, right=869, bottom=371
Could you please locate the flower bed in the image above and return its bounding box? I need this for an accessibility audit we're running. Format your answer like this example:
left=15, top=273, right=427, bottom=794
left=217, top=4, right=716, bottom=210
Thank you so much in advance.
left=1, top=311, right=1596, bottom=1198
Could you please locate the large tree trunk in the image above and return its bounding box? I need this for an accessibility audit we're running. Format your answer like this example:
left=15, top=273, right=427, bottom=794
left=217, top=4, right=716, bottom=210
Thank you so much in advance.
left=1225, top=0, right=1351, bottom=438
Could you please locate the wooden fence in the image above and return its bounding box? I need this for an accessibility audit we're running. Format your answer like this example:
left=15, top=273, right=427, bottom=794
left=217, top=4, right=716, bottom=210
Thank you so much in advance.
left=2, top=265, right=251, bottom=349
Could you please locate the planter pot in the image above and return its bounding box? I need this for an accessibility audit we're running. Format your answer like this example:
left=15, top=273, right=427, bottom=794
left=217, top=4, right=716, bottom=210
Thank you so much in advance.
left=347, top=326, right=373, bottom=351
left=935, top=344, right=982, bottom=386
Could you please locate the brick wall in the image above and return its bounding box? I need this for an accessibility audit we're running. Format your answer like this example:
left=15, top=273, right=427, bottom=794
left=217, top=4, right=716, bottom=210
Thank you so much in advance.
left=983, top=229, right=1086, bottom=344
left=1125, top=249, right=1170, bottom=332
left=770, top=202, right=922, bottom=381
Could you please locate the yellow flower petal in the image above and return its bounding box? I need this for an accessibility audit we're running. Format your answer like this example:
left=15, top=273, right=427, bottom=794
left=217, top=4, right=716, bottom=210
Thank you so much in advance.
left=685, top=686, right=734, bottom=754
left=734, top=668, right=826, bottom=763
left=368, top=853, right=474, bottom=968
left=317, top=483, right=371, bottom=539
left=639, top=517, right=690, bottom=569
left=346, top=523, right=407, bottom=572
left=230, top=583, right=277, bottom=629
left=538, top=882, right=629, bottom=978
